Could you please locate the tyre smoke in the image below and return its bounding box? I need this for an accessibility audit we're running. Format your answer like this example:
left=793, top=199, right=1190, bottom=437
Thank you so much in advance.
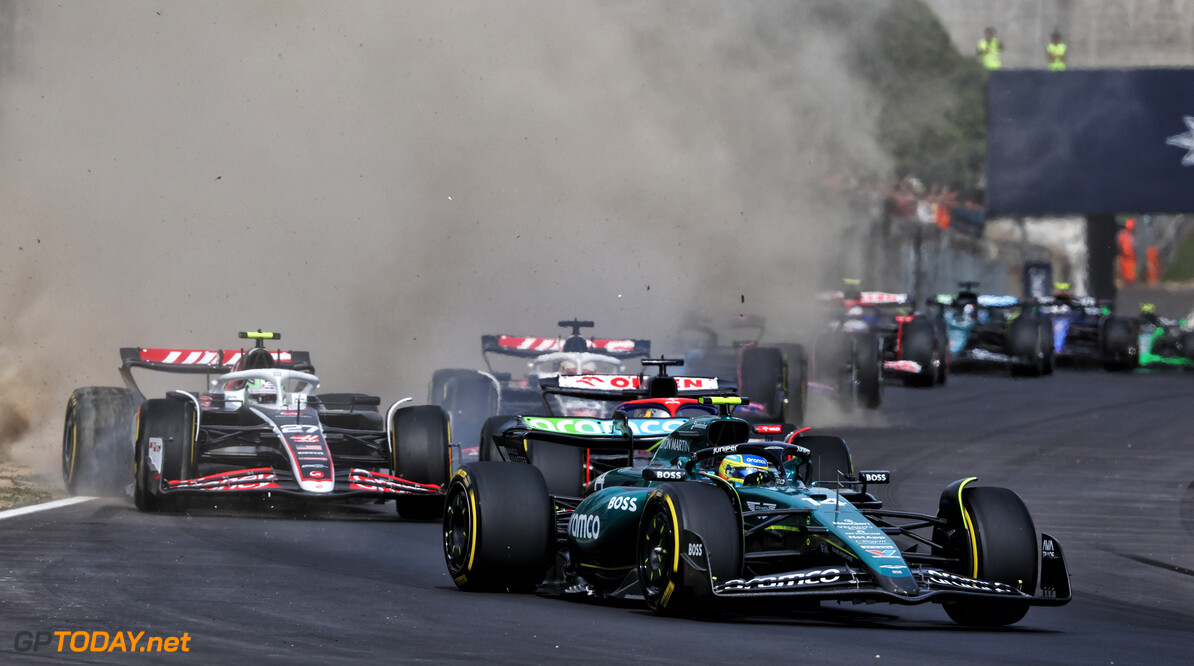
left=0, top=2, right=889, bottom=470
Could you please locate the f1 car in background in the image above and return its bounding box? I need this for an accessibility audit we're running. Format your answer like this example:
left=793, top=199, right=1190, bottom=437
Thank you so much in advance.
left=809, top=296, right=885, bottom=409
left=481, top=358, right=748, bottom=495
left=63, top=331, right=450, bottom=519
left=1101, top=304, right=1194, bottom=371
left=1033, top=284, right=1114, bottom=366
left=429, top=320, right=650, bottom=463
left=443, top=397, right=1070, bottom=625
left=927, top=284, right=1054, bottom=377
left=674, top=314, right=805, bottom=424
left=820, top=290, right=948, bottom=389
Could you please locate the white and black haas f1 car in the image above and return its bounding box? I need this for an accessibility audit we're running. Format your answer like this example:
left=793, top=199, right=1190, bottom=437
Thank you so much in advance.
left=443, top=398, right=1071, bottom=625
left=63, top=331, right=450, bottom=519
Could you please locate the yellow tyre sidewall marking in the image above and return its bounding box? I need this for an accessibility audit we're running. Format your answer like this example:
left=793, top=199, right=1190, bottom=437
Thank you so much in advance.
left=956, top=477, right=979, bottom=578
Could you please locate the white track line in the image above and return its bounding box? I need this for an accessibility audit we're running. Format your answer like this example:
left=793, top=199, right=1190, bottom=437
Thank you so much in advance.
left=0, top=496, right=94, bottom=521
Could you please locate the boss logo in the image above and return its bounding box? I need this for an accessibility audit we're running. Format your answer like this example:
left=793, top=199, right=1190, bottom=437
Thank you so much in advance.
left=606, top=495, right=638, bottom=512
left=644, top=468, right=684, bottom=481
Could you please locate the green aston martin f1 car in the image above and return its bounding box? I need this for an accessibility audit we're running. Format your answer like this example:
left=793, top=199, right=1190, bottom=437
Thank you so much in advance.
left=442, top=398, right=1070, bottom=626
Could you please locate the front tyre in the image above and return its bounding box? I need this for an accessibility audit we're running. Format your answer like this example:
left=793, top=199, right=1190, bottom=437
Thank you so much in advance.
left=942, top=486, right=1038, bottom=626
left=62, top=387, right=140, bottom=496
left=392, top=405, right=452, bottom=520
left=638, top=482, right=742, bottom=616
left=132, top=398, right=193, bottom=513
left=443, top=462, right=554, bottom=592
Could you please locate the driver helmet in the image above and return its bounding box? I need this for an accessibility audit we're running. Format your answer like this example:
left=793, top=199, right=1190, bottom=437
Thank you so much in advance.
left=246, top=378, right=276, bottom=404
left=717, top=454, right=776, bottom=486
left=558, top=359, right=579, bottom=375
left=956, top=302, right=976, bottom=322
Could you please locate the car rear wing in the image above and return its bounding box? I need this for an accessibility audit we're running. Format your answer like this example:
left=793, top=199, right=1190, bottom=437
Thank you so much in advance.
left=480, top=335, right=651, bottom=359
left=490, top=414, right=685, bottom=466
left=537, top=374, right=724, bottom=403
left=118, top=347, right=315, bottom=395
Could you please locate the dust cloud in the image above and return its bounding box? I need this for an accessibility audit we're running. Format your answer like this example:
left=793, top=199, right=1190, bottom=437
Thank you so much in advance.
left=0, top=2, right=890, bottom=472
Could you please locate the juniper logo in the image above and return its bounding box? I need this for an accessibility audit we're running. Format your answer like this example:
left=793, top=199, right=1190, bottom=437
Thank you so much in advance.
left=1166, top=116, right=1194, bottom=167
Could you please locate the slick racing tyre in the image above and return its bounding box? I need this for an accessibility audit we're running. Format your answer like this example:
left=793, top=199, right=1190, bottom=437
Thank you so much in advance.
left=133, top=398, right=193, bottom=513
left=62, top=386, right=140, bottom=496
left=939, top=486, right=1037, bottom=627
left=429, top=369, right=499, bottom=463
left=816, top=333, right=856, bottom=412
left=899, top=318, right=938, bottom=388
left=526, top=440, right=586, bottom=498
left=774, top=344, right=808, bottom=426
left=1009, top=316, right=1047, bottom=377
left=1100, top=316, right=1138, bottom=371
left=638, top=482, right=742, bottom=616
left=739, top=346, right=786, bottom=422
left=1039, top=318, right=1056, bottom=376
left=1181, top=331, right=1194, bottom=362
left=392, top=405, right=452, bottom=520
left=443, top=462, right=554, bottom=592
left=856, top=332, right=883, bottom=409
left=933, top=320, right=950, bottom=385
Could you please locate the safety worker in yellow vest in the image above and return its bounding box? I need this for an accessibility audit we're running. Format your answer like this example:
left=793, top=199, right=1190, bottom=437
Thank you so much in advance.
left=977, top=27, right=1003, bottom=70
left=1046, top=30, right=1067, bottom=71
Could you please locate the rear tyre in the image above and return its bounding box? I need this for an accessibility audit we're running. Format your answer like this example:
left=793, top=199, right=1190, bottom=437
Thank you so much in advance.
left=816, top=333, right=855, bottom=412
left=133, top=398, right=193, bottom=513
left=429, top=369, right=500, bottom=463
left=775, top=344, right=808, bottom=426
left=62, top=387, right=140, bottom=496
left=1180, top=331, right=1194, bottom=362
left=638, top=482, right=741, bottom=616
left=1009, top=317, right=1046, bottom=377
left=942, top=486, right=1038, bottom=627
left=392, top=405, right=451, bottom=520
left=934, top=321, right=950, bottom=384
left=1100, top=316, right=1138, bottom=371
left=899, top=318, right=938, bottom=388
left=856, top=333, right=883, bottom=409
left=443, top=463, right=554, bottom=592
left=1039, top=319, right=1056, bottom=376
left=739, top=346, right=786, bottom=422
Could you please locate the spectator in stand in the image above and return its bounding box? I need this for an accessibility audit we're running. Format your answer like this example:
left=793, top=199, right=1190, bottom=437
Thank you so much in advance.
left=977, top=27, right=1003, bottom=70
left=1046, top=30, right=1067, bottom=71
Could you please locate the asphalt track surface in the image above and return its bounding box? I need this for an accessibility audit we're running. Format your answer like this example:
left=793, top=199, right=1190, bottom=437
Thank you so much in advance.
left=4, top=369, right=1194, bottom=664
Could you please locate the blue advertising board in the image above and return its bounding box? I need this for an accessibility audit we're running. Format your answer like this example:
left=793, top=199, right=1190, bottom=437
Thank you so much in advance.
left=986, top=69, right=1194, bottom=215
